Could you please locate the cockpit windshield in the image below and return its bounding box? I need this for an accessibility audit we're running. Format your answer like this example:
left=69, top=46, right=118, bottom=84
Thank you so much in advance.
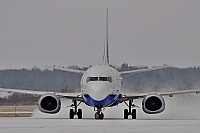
left=89, top=77, right=98, bottom=81
left=86, top=77, right=112, bottom=83
left=99, top=77, right=107, bottom=81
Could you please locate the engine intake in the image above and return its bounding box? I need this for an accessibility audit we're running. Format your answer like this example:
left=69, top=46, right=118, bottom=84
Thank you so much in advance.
left=142, top=93, right=165, bottom=114
left=37, top=93, right=61, bottom=114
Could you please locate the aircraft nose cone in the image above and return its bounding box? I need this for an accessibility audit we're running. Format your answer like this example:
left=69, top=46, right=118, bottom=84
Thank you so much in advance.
left=89, top=83, right=111, bottom=101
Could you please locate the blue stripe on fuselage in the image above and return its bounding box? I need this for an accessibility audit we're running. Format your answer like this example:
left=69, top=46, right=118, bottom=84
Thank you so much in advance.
left=83, top=94, right=122, bottom=107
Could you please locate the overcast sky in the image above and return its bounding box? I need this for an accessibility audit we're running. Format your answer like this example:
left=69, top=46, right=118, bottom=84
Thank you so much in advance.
left=0, top=0, right=200, bottom=69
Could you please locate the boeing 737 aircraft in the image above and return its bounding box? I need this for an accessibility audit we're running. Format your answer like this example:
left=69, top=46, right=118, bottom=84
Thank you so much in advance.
left=0, top=10, right=199, bottom=119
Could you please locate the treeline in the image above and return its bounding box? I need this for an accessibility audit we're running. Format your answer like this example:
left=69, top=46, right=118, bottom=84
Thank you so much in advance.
left=0, top=66, right=82, bottom=93
left=119, top=63, right=200, bottom=92
left=0, top=93, right=38, bottom=105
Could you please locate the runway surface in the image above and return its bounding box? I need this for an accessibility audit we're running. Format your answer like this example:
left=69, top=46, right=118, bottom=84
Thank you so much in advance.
left=1, top=95, right=200, bottom=132
left=0, top=118, right=200, bottom=133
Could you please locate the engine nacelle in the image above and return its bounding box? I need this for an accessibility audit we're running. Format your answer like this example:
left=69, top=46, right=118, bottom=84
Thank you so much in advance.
left=142, top=93, right=165, bottom=114
left=37, top=93, right=61, bottom=114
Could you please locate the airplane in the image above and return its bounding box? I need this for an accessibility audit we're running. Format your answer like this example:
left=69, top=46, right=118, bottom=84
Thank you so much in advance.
left=0, top=9, right=199, bottom=119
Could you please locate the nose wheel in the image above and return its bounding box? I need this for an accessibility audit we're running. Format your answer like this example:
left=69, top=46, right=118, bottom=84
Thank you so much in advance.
left=94, top=107, right=104, bottom=120
left=95, top=111, right=104, bottom=119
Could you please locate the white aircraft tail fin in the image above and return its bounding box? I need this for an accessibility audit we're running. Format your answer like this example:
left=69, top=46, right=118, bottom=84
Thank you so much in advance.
left=102, top=8, right=109, bottom=65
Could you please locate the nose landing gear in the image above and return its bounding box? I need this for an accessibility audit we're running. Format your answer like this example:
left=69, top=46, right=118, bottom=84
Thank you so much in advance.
left=94, top=107, right=104, bottom=120
left=95, top=111, right=104, bottom=119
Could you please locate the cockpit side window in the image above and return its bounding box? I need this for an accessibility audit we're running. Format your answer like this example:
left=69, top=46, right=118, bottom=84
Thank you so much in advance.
left=108, top=77, right=112, bottom=82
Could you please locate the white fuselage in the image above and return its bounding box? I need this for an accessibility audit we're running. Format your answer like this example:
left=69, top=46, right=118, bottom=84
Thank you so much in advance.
left=80, top=65, right=123, bottom=107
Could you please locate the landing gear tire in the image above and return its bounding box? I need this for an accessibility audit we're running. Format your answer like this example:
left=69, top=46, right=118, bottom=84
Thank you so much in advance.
left=95, top=112, right=104, bottom=120
left=124, top=109, right=128, bottom=119
left=124, top=100, right=137, bottom=119
left=69, top=100, right=83, bottom=119
left=69, top=109, right=74, bottom=119
left=132, top=109, right=136, bottom=119
left=77, top=109, right=82, bottom=119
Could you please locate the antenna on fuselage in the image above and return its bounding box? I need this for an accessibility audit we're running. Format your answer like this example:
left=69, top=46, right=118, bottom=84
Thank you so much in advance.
left=103, top=8, right=109, bottom=66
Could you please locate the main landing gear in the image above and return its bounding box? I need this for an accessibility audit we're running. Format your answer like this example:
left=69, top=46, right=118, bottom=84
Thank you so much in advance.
left=94, top=107, right=104, bottom=120
left=69, top=100, right=82, bottom=119
left=124, top=100, right=137, bottom=119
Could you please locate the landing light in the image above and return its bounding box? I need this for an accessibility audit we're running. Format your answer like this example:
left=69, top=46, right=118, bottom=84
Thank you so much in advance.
left=77, top=95, right=82, bottom=97
left=122, top=95, right=126, bottom=98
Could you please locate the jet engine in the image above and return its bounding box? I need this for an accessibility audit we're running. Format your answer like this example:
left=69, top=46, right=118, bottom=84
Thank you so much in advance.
left=142, top=93, right=165, bottom=114
left=37, top=93, right=61, bottom=114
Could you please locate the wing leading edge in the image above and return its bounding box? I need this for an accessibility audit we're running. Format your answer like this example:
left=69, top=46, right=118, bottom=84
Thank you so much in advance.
left=119, top=89, right=200, bottom=102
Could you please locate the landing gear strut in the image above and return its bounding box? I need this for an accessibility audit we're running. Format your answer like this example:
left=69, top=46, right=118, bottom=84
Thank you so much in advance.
left=124, top=100, right=137, bottom=119
left=69, top=100, right=82, bottom=119
left=94, top=107, right=104, bottom=120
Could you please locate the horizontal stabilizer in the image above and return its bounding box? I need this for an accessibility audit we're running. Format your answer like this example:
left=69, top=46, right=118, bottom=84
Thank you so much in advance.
left=46, top=66, right=85, bottom=74
left=120, top=66, right=169, bottom=75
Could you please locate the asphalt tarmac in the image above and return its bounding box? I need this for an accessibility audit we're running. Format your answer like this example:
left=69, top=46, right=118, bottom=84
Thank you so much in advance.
left=1, top=94, right=200, bottom=132
left=0, top=118, right=200, bottom=133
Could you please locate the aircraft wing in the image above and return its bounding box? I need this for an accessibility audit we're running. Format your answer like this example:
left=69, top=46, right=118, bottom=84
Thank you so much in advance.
left=119, top=66, right=169, bottom=75
left=159, top=90, right=200, bottom=97
left=46, top=66, right=85, bottom=74
left=0, top=88, right=84, bottom=102
left=120, top=89, right=200, bottom=102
